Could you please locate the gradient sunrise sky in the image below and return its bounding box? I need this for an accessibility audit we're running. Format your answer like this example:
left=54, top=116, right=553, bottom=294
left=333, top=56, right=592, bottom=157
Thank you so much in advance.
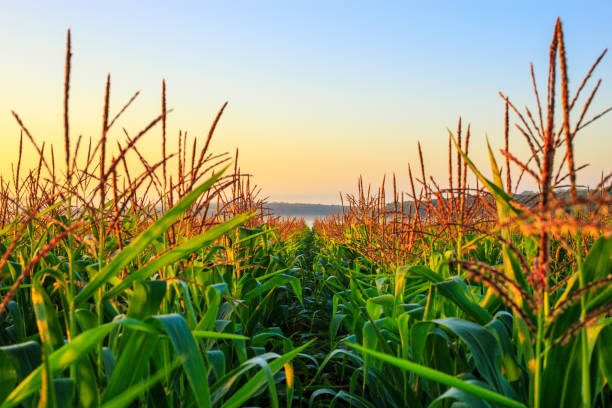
left=1, top=1, right=611, bottom=203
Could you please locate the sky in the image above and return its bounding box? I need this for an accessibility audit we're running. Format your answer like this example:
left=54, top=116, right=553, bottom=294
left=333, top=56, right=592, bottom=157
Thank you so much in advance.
left=1, top=1, right=611, bottom=203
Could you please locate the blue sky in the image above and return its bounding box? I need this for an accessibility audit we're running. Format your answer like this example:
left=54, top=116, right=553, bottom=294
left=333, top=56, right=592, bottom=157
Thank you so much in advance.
left=1, top=1, right=611, bottom=202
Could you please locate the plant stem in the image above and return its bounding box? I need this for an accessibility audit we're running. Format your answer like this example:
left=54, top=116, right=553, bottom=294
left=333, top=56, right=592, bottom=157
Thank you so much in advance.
left=534, top=305, right=543, bottom=408
left=576, top=231, right=591, bottom=408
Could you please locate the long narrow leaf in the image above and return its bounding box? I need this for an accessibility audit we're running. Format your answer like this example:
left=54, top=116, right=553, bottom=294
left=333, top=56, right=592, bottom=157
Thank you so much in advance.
left=345, top=342, right=525, bottom=408
left=75, top=168, right=227, bottom=305
left=103, top=212, right=251, bottom=300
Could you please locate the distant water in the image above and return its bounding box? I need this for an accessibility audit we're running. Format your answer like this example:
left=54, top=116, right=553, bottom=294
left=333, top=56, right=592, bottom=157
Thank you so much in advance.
left=302, top=215, right=317, bottom=227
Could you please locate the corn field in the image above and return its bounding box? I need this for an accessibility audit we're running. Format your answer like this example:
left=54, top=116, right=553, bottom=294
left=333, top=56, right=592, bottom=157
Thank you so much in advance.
left=1, top=18, right=611, bottom=408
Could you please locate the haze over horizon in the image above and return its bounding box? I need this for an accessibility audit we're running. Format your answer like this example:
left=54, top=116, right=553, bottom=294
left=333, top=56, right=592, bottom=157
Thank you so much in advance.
left=1, top=1, right=612, bottom=204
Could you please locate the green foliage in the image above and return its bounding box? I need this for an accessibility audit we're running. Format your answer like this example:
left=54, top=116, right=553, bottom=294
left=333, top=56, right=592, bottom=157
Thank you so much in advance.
left=1, top=174, right=611, bottom=407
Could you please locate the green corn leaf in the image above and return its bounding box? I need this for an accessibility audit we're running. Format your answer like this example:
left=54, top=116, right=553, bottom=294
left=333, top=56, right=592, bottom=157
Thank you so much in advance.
left=309, top=389, right=374, bottom=408
left=103, top=212, right=251, bottom=301
left=5, top=302, right=25, bottom=342
left=434, top=317, right=515, bottom=397
left=485, top=137, right=512, bottom=222
left=2, top=324, right=115, bottom=408
left=191, top=331, right=248, bottom=340
left=436, top=277, right=492, bottom=325
left=448, top=130, right=520, bottom=217
left=52, top=378, right=75, bottom=408
left=206, top=350, right=226, bottom=381
left=103, top=282, right=166, bottom=401
left=196, top=284, right=225, bottom=332
left=75, top=352, right=99, bottom=408
left=101, top=330, right=159, bottom=402
left=220, top=340, right=313, bottom=408
left=0, top=351, right=17, bottom=404
left=154, top=314, right=211, bottom=408
left=597, top=325, right=612, bottom=385
left=582, top=236, right=612, bottom=288
left=243, top=273, right=303, bottom=305
left=75, top=168, right=227, bottom=305
left=210, top=352, right=282, bottom=403
left=99, top=359, right=182, bottom=408
left=429, top=376, right=496, bottom=408
left=31, top=275, right=57, bottom=408
left=346, top=342, right=525, bottom=408
left=403, top=265, right=443, bottom=283
left=0, top=341, right=41, bottom=382
left=329, top=314, right=347, bottom=345
left=126, top=281, right=167, bottom=321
